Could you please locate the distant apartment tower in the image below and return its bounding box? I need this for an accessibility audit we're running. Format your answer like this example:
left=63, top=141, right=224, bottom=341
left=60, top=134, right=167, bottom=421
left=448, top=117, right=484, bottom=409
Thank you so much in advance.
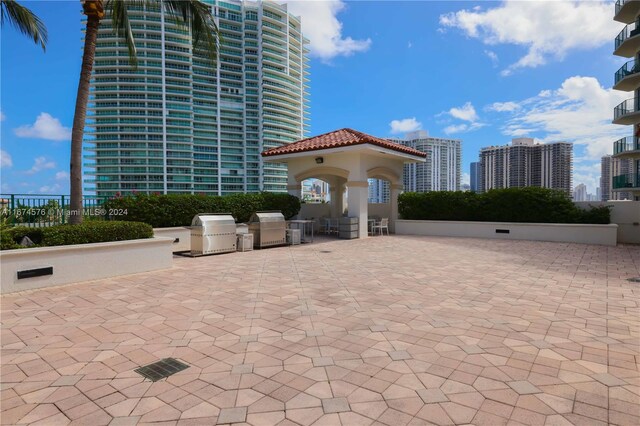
left=85, top=0, right=309, bottom=197
left=479, top=138, right=573, bottom=195
left=601, top=155, right=633, bottom=200
left=573, top=183, right=587, bottom=201
left=470, top=161, right=480, bottom=192
left=611, top=0, right=640, bottom=200
left=368, top=179, right=390, bottom=203
left=399, top=130, right=461, bottom=193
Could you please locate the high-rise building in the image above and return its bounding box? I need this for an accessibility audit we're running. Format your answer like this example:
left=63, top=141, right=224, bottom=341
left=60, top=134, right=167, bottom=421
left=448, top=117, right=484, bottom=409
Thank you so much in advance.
left=611, top=1, right=640, bottom=201
left=573, top=183, right=587, bottom=201
left=479, top=138, right=573, bottom=194
left=368, top=179, right=389, bottom=203
left=602, top=155, right=633, bottom=200
left=470, top=161, right=480, bottom=192
left=85, top=0, right=309, bottom=197
left=398, top=130, right=461, bottom=193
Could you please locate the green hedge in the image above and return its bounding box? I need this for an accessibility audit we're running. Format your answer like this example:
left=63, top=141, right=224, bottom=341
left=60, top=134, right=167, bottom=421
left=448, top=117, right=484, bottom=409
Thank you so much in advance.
left=0, top=221, right=153, bottom=250
left=103, top=192, right=301, bottom=228
left=398, top=188, right=611, bottom=224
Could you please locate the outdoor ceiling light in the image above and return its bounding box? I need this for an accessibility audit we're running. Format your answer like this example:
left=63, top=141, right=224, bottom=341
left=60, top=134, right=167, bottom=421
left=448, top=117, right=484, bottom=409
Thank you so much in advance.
left=315, top=157, right=324, bottom=164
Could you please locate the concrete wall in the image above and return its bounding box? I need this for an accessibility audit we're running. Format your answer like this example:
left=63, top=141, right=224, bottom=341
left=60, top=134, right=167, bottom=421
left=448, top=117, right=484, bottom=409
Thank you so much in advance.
left=396, top=220, right=618, bottom=246
left=368, top=203, right=392, bottom=220
left=153, top=226, right=191, bottom=251
left=297, top=203, right=332, bottom=220
left=575, top=201, right=639, bottom=244
left=0, top=237, right=174, bottom=294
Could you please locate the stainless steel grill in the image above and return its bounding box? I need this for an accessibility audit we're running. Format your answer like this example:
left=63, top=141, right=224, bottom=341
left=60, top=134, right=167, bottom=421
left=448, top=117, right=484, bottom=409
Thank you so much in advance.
left=248, top=211, right=286, bottom=248
left=190, top=213, right=237, bottom=256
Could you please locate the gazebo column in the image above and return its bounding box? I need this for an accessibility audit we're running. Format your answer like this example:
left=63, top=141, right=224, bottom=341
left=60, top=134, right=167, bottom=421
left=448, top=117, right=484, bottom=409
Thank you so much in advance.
left=330, top=183, right=345, bottom=217
left=390, top=183, right=403, bottom=234
left=287, top=183, right=301, bottom=199
left=346, top=181, right=369, bottom=239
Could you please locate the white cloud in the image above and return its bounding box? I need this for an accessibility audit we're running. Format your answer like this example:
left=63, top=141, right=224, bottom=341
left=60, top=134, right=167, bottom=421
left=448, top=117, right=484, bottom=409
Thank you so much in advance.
left=441, top=102, right=486, bottom=134
left=38, top=184, right=61, bottom=193
left=408, top=41, right=413, bottom=49
left=448, top=102, right=479, bottom=122
left=487, top=101, right=520, bottom=112
left=286, top=1, right=371, bottom=62
left=389, top=117, right=422, bottom=134
left=55, top=171, right=69, bottom=181
left=443, top=124, right=469, bottom=135
left=0, top=150, right=12, bottom=168
left=14, top=112, right=71, bottom=141
left=0, top=111, right=5, bottom=121
left=26, top=157, right=56, bottom=175
left=489, top=75, right=628, bottom=193
left=484, top=49, right=498, bottom=66
left=462, top=172, right=470, bottom=185
left=439, top=1, right=620, bottom=75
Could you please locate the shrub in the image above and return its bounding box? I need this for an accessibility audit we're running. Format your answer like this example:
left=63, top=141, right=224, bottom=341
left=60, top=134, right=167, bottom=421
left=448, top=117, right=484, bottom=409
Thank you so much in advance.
left=0, top=221, right=153, bottom=250
left=398, top=188, right=611, bottom=224
left=103, top=192, right=301, bottom=227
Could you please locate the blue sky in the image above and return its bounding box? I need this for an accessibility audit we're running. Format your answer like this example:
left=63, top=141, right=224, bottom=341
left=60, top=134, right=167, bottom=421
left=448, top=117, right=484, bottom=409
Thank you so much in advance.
left=0, top=0, right=628, bottom=195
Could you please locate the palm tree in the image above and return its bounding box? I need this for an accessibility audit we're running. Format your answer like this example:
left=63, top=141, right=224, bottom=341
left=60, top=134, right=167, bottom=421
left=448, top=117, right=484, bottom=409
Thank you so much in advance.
left=69, top=0, right=218, bottom=224
left=0, top=0, right=48, bottom=50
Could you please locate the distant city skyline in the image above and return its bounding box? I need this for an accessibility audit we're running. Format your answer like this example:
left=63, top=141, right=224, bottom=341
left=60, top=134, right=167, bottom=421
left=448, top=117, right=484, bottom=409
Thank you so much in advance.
left=0, top=1, right=626, bottom=196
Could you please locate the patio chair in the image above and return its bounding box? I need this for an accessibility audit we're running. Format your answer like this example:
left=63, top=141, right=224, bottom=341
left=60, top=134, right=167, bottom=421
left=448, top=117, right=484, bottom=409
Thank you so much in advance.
left=325, top=217, right=339, bottom=235
left=371, top=217, right=389, bottom=236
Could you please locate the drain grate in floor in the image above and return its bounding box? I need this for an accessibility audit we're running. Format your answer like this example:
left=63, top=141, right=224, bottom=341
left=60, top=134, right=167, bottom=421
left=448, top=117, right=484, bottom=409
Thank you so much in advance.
left=134, top=358, right=189, bottom=382
left=627, top=277, right=640, bottom=283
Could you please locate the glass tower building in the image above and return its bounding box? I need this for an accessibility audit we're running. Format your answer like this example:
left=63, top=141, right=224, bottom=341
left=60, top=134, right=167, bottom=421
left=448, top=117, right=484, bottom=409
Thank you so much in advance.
left=84, top=0, right=309, bottom=197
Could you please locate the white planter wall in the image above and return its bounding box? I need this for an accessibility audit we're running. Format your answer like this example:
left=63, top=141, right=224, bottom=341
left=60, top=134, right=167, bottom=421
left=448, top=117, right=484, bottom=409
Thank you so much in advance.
left=153, top=226, right=191, bottom=251
left=396, top=220, right=618, bottom=246
left=0, top=237, right=174, bottom=294
left=574, top=201, right=639, bottom=244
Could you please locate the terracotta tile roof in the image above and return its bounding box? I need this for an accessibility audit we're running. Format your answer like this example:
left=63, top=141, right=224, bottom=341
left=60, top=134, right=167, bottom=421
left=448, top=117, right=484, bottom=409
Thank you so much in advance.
left=261, top=128, right=427, bottom=158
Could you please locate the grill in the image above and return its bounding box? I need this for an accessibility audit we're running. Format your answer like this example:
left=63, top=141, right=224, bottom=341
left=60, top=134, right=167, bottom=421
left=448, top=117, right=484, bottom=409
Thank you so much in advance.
left=190, top=213, right=237, bottom=256
left=248, top=211, right=286, bottom=248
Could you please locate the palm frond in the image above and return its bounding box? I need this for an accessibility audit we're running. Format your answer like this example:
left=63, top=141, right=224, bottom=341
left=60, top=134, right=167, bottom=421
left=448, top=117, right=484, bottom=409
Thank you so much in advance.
left=0, top=0, right=48, bottom=51
left=104, top=0, right=145, bottom=68
left=163, top=0, right=218, bottom=62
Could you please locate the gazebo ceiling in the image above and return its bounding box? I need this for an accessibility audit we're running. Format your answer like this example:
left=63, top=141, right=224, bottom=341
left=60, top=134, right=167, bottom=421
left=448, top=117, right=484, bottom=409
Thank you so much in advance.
left=261, top=128, right=427, bottom=159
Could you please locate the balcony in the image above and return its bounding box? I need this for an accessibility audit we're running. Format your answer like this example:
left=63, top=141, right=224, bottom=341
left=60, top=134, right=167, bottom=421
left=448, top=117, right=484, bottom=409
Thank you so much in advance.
left=613, top=136, right=640, bottom=157
left=614, top=22, right=640, bottom=57
left=612, top=172, right=640, bottom=191
left=614, top=59, right=640, bottom=90
left=615, top=0, right=640, bottom=24
left=613, top=98, right=640, bottom=124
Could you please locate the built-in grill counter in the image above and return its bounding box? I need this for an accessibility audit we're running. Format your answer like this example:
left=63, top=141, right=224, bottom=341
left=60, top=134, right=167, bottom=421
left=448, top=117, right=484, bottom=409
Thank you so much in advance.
left=190, top=213, right=237, bottom=256
left=248, top=211, right=286, bottom=249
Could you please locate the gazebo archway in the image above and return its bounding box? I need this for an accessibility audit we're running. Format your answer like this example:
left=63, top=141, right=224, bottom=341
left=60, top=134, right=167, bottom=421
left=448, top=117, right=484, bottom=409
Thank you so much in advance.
left=263, top=128, right=426, bottom=238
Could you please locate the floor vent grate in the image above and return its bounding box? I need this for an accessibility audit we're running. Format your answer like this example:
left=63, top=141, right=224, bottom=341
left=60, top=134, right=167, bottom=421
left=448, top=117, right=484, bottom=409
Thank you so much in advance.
left=134, top=358, right=189, bottom=382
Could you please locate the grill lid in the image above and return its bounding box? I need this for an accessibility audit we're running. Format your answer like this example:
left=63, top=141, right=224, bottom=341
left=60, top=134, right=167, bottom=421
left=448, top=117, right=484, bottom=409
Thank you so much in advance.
left=191, top=213, right=236, bottom=227
left=249, top=211, right=285, bottom=223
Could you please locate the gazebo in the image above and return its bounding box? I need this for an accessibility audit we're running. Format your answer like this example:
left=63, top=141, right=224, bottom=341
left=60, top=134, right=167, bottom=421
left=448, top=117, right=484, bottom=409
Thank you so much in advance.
left=261, top=128, right=426, bottom=238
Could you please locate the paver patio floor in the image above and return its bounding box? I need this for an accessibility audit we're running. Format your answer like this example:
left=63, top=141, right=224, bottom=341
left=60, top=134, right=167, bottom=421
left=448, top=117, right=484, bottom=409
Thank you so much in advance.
left=1, top=236, right=639, bottom=425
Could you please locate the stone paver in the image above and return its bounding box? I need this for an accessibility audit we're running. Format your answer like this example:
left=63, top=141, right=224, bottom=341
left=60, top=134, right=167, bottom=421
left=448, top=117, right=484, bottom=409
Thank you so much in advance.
left=1, top=236, right=639, bottom=425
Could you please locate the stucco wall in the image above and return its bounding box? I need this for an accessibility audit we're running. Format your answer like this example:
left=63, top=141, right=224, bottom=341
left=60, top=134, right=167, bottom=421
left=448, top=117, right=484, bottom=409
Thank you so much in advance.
left=396, top=220, right=618, bottom=246
left=153, top=226, right=191, bottom=252
left=0, top=237, right=174, bottom=294
left=574, top=201, right=639, bottom=244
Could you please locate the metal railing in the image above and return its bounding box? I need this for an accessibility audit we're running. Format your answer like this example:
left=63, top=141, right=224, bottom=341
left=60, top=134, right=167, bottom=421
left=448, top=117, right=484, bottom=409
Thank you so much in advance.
left=0, top=194, right=110, bottom=227
left=613, top=136, right=640, bottom=155
left=612, top=173, right=640, bottom=189
left=615, top=59, right=639, bottom=84
left=614, top=98, right=639, bottom=120
left=615, top=22, right=639, bottom=50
